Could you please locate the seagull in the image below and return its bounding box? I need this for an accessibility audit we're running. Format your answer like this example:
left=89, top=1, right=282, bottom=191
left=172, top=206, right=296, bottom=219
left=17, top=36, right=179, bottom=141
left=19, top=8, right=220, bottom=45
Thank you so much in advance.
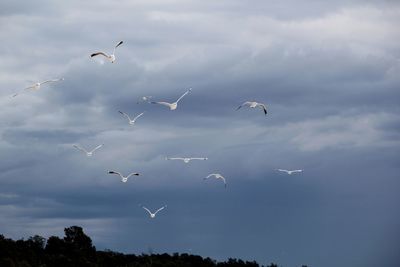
left=73, top=144, right=104, bottom=157
left=141, top=205, right=167, bottom=218
left=165, top=157, right=208, bottom=163
left=204, top=173, right=227, bottom=188
left=277, top=169, right=303, bottom=175
left=12, top=78, right=64, bottom=97
left=90, top=41, right=123, bottom=63
left=151, top=88, right=192, bottom=110
left=108, top=170, right=139, bottom=183
left=118, top=111, right=144, bottom=125
left=137, top=96, right=152, bottom=104
left=236, top=101, right=267, bottom=115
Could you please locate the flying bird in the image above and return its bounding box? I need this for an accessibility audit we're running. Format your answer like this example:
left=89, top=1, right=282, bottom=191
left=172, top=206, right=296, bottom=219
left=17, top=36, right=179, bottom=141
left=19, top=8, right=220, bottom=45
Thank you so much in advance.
left=118, top=111, right=144, bottom=125
left=73, top=144, right=104, bottom=157
left=236, top=101, right=267, bottom=115
left=165, top=157, right=208, bottom=163
left=204, top=173, right=227, bottom=188
left=151, top=88, right=192, bottom=110
left=141, top=205, right=167, bottom=218
left=12, top=78, right=64, bottom=97
left=277, top=169, right=303, bottom=175
left=108, top=170, right=139, bottom=183
left=90, top=41, right=123, bottom=63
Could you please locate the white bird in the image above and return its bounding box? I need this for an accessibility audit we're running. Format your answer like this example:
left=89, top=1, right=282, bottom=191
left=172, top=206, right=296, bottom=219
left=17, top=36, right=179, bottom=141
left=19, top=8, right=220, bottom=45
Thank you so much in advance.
left=165, top=157, right=208, bottom=163
left=108, top=170, right=139, bottom=183
left=151, top=88, right=192, bottom=110
left=204, top=173, right=227, bottom=188
left=90, top=41, right=123, bottom=63
left=236, top=101, right=267, bottom=115
left=137, top=96, right=152, bottom=104
left=118, top=111, right=144, bottom=125
left=73, top=144, right=104, bottom=157
left=12, top=78, right=64, bottom=97
left=142, top=205, right=167, bottom=218
left=277, top=169, right=303, bottom=175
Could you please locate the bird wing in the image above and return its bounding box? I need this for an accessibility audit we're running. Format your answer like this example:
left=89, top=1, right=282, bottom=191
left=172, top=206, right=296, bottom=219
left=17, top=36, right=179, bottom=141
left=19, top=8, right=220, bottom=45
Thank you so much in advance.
left=126, top=172, right=140, bottom=178
left=175, top=88, right=191, bottom=103
left=277, top=169, right=289, bottom=173
left=119, top=111, right=132, bottom=121
left=133, top=112, right=145, bottom=121
left=291, top=170, right=303, bottom=173
left=218, top=176, right=227, bottom=188
left=190, top=157, right=208, bottom=160
left=91, top=52, right=110, bottom=58
left=236, top=101, right=251, bottom=110
left=73, top=145, right=88, bottom=154
left=154, top=206, right=166, bottom=215
left=108, top=170, right=122, bottom=177
left=257, top=103, right=267, bottom=115
left=12, top=88, right=27, bottom=97
left=90, top=144, right=104, bottom=153
left=40, top=78, right=63, bottom=85
left=205, top=173, right=217, bottom=180
left=115, top=41, right=123, bottom=48
left=113, top=41, right=123, bottom=54
left=166, top=157, right=184, bottom=161
left=151, top=101, right=172, bottom=107
left=142, top=206, right=153, bottom=216
left=12, top=85, right=34, bottom=97
left=23, top=85, right=37, bottom=91
left=24, top=85, right=37, bottom=91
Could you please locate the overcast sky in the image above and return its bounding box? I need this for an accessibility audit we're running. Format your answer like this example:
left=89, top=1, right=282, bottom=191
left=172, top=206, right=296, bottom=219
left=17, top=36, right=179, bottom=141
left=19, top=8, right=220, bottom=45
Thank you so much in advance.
left=0, top=1, right=399, bottom=266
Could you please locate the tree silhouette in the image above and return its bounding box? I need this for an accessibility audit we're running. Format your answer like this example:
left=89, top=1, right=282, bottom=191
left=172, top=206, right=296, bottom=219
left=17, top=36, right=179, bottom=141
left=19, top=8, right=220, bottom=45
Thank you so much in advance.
left=0, top=226, right=309, bottom=267
left=64, top=226, right=95, bottom=252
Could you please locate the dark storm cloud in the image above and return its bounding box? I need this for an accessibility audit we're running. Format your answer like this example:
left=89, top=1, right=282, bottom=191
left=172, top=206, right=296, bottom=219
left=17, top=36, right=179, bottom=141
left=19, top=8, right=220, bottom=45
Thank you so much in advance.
left=0, top=1, right=399, bottom=267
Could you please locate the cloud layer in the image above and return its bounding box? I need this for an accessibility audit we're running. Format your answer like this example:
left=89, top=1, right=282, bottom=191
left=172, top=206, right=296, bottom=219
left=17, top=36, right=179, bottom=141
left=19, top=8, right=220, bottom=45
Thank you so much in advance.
left=1, top=1, right=400, bottom=266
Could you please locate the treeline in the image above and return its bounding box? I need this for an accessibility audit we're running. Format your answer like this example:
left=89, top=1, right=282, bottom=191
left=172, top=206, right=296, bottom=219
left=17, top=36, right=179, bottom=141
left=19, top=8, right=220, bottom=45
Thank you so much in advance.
left=0, top=226, right=306, bottom=267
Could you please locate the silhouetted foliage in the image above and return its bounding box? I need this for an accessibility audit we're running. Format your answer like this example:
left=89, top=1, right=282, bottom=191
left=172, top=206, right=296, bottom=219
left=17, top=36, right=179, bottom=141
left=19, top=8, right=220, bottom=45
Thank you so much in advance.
left=0, top=226, right=307, bottom=267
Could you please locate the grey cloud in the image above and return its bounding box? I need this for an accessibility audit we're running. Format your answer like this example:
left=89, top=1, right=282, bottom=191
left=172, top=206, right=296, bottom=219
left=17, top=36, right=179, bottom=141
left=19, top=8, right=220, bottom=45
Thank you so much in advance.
left=1, top=1, right=400, bottom=267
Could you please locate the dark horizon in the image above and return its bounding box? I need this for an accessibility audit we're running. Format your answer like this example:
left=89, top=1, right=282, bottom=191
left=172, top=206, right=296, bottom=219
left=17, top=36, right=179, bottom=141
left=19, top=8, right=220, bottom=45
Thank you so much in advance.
left=0, top=225, right=283, bottom=267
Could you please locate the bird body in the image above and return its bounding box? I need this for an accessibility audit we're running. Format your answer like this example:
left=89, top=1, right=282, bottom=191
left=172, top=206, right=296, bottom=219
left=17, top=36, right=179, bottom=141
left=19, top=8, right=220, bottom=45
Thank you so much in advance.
left=277, top=169, right=303, bottom=175
left=119, top=111, right=144, bottom=125
left=204, top=173, right=227, bottom=188
left=108, top=170, right=139, bottom=183
left=142, top=205, right=167, bottom=218
left=165, top=157, right=208, bottom=163
left=237, top=101, right=267, bottom=115
left=151, top=88, right=192, bottom=110
left=73, top=144, right=104, bottom=157
left=91, top=41, right=123, bottom=63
